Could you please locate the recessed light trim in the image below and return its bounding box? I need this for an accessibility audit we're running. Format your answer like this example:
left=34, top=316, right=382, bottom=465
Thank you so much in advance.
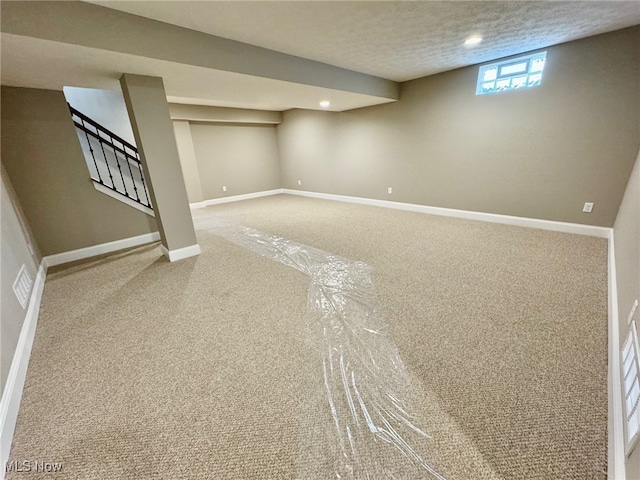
left=319, top=100, right=331, bottom=109
left=464, top=35, right=483, bottom=47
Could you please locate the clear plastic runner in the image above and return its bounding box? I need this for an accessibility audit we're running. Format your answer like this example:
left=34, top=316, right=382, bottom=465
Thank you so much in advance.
left=194, top=214, right=446, bottom=480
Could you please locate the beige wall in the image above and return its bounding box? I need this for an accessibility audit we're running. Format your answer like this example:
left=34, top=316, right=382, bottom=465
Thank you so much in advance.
left=277, top=27, right=640, bottom=227
left=1, top=166, right=41, bottom=397
left=1, top=86, right=157, bottom=256
left=614, top=149, right=640, bottom=475
left=616, top=149, right=640, bottom=346
left=173, top=121, right=204, bottom=204
left=189, top=122, right=281, bottom=200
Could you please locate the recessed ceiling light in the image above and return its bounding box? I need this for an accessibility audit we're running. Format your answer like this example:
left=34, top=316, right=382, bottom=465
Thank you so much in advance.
left=319, top=100, right=331, bottom=109
left=464, top=35, right=483, bottom=47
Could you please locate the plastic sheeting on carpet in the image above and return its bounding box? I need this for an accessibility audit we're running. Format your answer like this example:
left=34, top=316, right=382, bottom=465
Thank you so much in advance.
left=194, top=214, right=446, bottom=480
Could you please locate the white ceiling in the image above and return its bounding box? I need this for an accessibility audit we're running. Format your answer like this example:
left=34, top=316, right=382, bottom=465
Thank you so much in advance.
left=91, top=0, right=640, bottom=82
left=1, top=33, right=393, bottom=112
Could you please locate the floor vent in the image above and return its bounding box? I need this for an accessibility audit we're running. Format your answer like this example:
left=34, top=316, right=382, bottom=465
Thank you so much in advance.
left=622, top=321, right=640, bottom=455
left=12, top=264, right=32, bottom=309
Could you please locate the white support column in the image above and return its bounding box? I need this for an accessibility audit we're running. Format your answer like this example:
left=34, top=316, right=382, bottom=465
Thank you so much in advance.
left=120, top=74, right=200, bottom=262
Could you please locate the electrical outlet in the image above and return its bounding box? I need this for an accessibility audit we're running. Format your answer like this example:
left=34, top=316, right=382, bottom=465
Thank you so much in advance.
left=583, top=202, right=594, bottom=213
left=298, top=180, right=301, bottom=186
left=388, top=187, right=393, bottom=194
left=222, top=186, right=227, bottom=192
left=629, top=299, right=639, bottom=325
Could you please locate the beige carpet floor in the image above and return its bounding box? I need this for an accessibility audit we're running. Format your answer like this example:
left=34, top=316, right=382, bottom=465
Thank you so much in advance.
left=7, top=194, right=608, bottom=479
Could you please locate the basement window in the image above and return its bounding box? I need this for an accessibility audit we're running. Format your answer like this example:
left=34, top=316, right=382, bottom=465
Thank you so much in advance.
left=476, top=51, right=547, bottom=95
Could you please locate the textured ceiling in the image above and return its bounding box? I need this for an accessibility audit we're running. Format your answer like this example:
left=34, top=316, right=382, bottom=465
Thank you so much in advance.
left=90, top=1, right=640, bottom=82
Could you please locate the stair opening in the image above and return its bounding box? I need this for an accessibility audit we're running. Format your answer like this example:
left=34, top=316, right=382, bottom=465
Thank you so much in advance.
left=68, top=103, right=153, bottom=212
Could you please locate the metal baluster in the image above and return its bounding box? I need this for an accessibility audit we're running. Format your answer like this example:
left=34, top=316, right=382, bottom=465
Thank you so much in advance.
left=96, top=132, right=115, bottom=189
left=121, top=144, right=141, bottom=202
left=79, top=117, right=102, bottom=183
left=108, top=135, right=128, bottom=197
left=136, top=155, right=152, bottom=207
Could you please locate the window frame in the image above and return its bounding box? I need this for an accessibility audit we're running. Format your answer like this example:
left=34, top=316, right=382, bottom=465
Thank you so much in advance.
left=475, top=51, right=547, bottom=96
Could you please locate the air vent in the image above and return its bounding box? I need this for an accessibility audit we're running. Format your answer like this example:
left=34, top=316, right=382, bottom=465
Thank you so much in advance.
left=622, top=321, right=640, bottom=455
left=12, top=265, right=32, bottom=309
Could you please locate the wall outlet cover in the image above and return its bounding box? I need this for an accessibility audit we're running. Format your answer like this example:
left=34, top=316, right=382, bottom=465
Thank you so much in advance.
left=583, top=202, right=594, bottom=213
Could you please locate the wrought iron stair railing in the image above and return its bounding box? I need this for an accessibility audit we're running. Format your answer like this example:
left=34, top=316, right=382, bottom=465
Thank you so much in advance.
left=68, top=104, right=152, bottom=210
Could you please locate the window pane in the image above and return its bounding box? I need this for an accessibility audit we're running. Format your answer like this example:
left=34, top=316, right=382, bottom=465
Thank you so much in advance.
left=511, top=76, right=527, bottom=88
left=481, top=82, right=496, bottom=93
left=483, top=68, right=498, bottom=82
left=528, top=73, right=542, bottom=87
left=496, top=78, right=511, bottom=90
left=499, top=62, right=528, bottom=76
left=530, top=57, right=546, bottom=72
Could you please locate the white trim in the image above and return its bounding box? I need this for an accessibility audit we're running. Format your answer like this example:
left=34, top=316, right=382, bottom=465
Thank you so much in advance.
left=92, top=182, right=155, bottom=217
left=190, top=189, right=284, bottom=209
left=283, top=189, right=612, bottom=238
left=43, top=232, right=161, bottom=267
left=0, top=261, right=47, bottom=478
left=160, top=243, right=201, bottom=262
left=608, top=230, right=626, bottom=479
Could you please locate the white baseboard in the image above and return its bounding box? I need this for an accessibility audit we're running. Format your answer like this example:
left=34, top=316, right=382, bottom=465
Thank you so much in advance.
left=93, top=182, right=155, bottom=217
left=282, top=189, right=612, bottom=238
left=0, top=261, right=47, bottom=477
left=190, top=187, right=611, bottom=239
left=190, top=189, right=284, bottom=209
left=43, top=232, right=161, bottom=268
left=608, top=231, right=626, bottom=480
left=161, top=243, right=201, bottom=262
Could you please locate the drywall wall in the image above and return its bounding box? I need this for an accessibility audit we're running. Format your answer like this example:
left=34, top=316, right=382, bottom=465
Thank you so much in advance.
left=1, top=86, right=157, bottom=256
left=616, top=149, right=640, bottom=345
left=614, top=148, right=640, bottom=474
left=173, top=121, right=204, bottom=204
left=0, top=166, right=41, bottom=397
left=190, top=122, right=281, bottom=200
left=277, top=27, right=640, bottom=227
left=63, top=86, right=136, bottom=145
